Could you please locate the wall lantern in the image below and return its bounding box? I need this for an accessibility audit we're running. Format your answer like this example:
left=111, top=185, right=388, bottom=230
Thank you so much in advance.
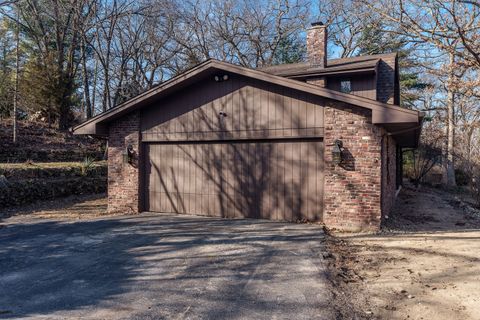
left=332, top=139, right=343, bottom=165
left=123, top=144, right=134, bottom=164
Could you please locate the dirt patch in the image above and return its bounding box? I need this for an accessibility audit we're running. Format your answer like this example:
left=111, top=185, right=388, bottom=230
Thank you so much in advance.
left=0, top=193, right=108, bottom=222
left=326, top=185, right=480, bottom=319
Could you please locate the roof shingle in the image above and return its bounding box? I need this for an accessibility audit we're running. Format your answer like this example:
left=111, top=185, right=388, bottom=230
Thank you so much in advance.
left=260, top=53, right=397, bottom=77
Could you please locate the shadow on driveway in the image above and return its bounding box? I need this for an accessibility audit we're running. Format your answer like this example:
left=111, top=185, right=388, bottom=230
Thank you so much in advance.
left=0, top=213, right=332, bottom=319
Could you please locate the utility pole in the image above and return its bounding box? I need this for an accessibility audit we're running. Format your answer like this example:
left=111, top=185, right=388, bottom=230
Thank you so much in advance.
left=13, top=7, right=20, bottom=144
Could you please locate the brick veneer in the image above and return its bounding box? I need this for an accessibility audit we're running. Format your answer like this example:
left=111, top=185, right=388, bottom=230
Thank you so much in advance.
left=107, top=111, right=141, bottom=214
left=323, top=101, right=384, bottom=232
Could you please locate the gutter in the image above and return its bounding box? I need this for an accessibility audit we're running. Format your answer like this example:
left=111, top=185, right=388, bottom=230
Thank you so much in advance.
left=386, top=125, right=423, bottom=136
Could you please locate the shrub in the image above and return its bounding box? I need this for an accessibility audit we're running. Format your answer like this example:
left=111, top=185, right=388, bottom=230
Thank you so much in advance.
left=80, top=157, right=95, bottom=176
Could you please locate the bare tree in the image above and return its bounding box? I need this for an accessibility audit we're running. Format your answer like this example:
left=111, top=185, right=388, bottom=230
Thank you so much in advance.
left=405, top=120, right=444, bottom=187
left=172, top=0, right=309, bottom=70
left=317, top=0, right=375, bottom=57
left=358, top=0, right=480, bottom=187
left=9, top=0, right=97, bottom=129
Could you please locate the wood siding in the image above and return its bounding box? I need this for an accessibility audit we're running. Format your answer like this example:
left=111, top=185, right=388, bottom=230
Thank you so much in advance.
left=141, top=75, right=325, bottom=142
left=327, top=76, right=376, bottom=100
left=144, top=140, right=324, bottom=222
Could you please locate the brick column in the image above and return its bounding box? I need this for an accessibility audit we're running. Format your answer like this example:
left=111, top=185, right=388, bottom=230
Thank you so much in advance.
left=323, top=102, right=383, bottom=232
left=107, top=111, right=141, bottom=214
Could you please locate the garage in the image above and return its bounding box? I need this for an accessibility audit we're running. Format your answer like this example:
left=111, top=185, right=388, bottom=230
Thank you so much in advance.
left=137, top=72, right=326, bottom=222
left=136, top=72, right=326, bottom=222
left=144, top=139, right=324, bottom=221
left=73, top=59, right=422, bottom=230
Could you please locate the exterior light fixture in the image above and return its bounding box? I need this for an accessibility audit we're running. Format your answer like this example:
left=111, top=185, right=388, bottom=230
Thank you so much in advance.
left=123, top=144, right=134, bottom=164
left=332, top=139, right=343, bottom=165
left=214, top=74, right=229, bottom=82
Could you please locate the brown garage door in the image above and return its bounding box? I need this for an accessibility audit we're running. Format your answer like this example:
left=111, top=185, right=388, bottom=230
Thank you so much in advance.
left=144, top=139, right=323, bottom=222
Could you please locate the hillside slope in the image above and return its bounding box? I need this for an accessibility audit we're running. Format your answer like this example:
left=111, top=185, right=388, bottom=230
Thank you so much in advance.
left=0, top=119, right=105, bottom=162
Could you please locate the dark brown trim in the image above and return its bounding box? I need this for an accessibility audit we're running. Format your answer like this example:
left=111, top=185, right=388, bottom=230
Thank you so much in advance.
left=138, top=137, right=146, bottom=213
left=142, top=130, right=326, bottom=143
left=141, top=136, right=324, bottom=145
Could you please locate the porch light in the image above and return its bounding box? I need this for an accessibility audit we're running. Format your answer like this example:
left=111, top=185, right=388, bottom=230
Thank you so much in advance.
left=123, top=144, right=134, bottom=164
left=332, top=140, right=343, bottom=165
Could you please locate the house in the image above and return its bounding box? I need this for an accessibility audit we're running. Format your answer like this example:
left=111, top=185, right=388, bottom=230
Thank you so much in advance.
left=73, top=22, right=422, bottom=232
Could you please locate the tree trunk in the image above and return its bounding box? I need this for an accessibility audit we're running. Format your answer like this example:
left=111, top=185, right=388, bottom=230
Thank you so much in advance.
left=92, top=56, right=98, bottom=113
left=81, top=37, right=92, bottom=119
left=445, top=52, right=456, bottom=187
left=58, top=97, right=70, bottom=130
left=13, top=7, right=20, bottom=144
left=103, top=66, right=110, bottom=112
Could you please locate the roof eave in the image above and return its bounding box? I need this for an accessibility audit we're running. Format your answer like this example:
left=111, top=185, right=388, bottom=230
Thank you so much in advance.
left=286, top=67, right=376, bottom=78
left=72, top=59, right=216, bottom=135
left=73, top=59, right=421, bottom=138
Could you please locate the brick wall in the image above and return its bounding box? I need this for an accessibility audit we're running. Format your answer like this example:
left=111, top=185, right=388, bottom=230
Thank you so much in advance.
left=323, top=101, right=384, bottom=232
left=381, top=134, right=397, bottom=219
left=377, top=55, right=396, bottom=104
left=107, top=111, right=141, bottom=214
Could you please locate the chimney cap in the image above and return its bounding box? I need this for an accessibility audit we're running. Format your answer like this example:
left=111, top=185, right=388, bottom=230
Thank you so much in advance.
left=311, top=21, right=325, bottom=27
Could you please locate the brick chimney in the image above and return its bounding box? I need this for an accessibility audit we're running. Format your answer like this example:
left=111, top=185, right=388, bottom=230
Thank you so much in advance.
left=307, top=22, right=327, bottom=68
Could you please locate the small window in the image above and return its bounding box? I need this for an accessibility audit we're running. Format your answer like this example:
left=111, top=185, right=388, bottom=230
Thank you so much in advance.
left=340, top=80, right=352, bottom=93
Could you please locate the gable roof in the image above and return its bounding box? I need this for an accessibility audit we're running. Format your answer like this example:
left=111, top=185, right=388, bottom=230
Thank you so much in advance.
left=73, top=59, right=421, bottom=146
left=260, top=53, right=396, bottom=78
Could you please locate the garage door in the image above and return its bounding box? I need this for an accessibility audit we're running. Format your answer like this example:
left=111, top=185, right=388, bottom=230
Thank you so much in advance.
left=144, top=139, right=323, bottom=222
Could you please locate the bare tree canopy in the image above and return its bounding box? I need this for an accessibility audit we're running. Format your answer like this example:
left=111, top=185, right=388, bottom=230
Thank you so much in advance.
left=0, top=0, right=478, bottom=189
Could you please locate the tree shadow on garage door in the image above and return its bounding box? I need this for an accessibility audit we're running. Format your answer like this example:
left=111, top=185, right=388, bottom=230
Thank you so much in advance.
left=146, top=79, right=324, bottom=222
left=149, top=137, right=324, bottom=222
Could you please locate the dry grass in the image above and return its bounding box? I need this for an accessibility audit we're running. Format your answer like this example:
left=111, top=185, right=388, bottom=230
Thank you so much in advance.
left=1, top=194, right=108, bottom=221
left=0, top=161, right=107, bottom=169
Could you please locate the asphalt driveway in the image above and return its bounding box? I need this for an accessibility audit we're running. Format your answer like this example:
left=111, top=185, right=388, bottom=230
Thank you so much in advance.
left=0, top=213, right=334, bottom=319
